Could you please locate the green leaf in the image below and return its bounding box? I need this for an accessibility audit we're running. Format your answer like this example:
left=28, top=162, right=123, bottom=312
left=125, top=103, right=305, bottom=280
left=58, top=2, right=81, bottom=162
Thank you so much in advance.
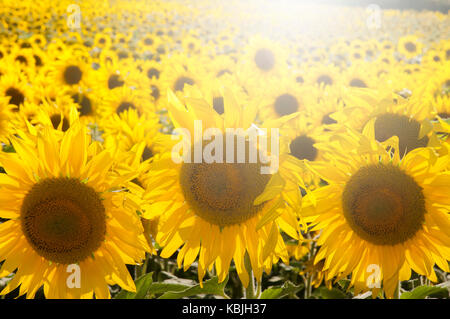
left=337, top=279, right=350, bottom=291
left=148, top=283, right=192, bottom=295
left=157, top=276, right=228, bottom=299
left=260, top=281, right=303, bottom=299
left=2, top=144, right=15, bottom=153
left=400, top=286, right=449, bottom=299
left=319, top=287, right=348, bottom=299
left=114, top=272, right=153, bottom=299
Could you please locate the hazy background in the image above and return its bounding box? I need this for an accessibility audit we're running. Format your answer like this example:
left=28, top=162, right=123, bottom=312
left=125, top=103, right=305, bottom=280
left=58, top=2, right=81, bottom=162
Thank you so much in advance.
left=310, top=0, right=450, bottom=12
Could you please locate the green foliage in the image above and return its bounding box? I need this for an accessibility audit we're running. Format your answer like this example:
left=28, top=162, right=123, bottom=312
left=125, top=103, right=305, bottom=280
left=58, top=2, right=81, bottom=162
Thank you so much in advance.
left=115, top=272, right=154, bottom=299
left=259, top=281, right=303, bottom=299
left=400, top=285, right=449, bottom=299
left=157, top=276, right=229, bottom=299
left=319, top=287, right=349, bottom=299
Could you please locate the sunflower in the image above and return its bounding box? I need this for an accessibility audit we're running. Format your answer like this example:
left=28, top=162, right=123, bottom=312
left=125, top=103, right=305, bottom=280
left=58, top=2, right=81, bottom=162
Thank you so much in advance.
left=100, top=108, right=171, bottom=164
left=158, top=54, right=205, bottom=99
left=94, top=32, right=113, bottom=50
left=0, top=111, right=150, bottom=298
left=304, top=63, right=342, bottom=89
left=142, top=89, right=304, bottom=287
left=302, top=128, right=450, bottom=298
left=181, top=34, right=203, bottom=55
left=333, top=88, right=437, bottom=156
left=7, top=46, right=37, bottom=77
left=24, top=99, right=79, bottom=133
left=138, top=32, right=161, bottom=54
left=29, top=34, right=47, bottom=49
left=281, top=113, right=336, bottom=187
left=92, top=61, right=127, bottom=92
left=257, top=77, right=317, bottom=120
left=180, top=74, right=250, bottom=117
left=413, top=62, right=450, bottom=123
left=0, top=71, right=32, bottom=112
left=0, top=96, right=16, bottom=143
left=139, top=59, right=163, bottom=82
left=70, top=90, right=99, bottom=121
left=341, top=62, right=378, bottom=89
left=98, top=85, right=155, bottom=118
left=47, top=49, right=92, bottom=88
left=398, top=35, right=423, bottom=60
left=238, top=36, right=289, bottom=88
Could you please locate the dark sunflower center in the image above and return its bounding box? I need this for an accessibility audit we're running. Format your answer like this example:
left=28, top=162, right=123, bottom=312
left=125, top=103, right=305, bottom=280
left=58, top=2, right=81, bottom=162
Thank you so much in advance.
left=321, top=112, right=337, bottom=125
left=131, top=178, right=143, bottom=188
left=316, top=75, right=333, bottom=86
left=116, top=101, right=136, bottom=114
left=349, top=78, right=367, bottom=88
left=289, top=135, right=318, bottom=161
left=342, top=164, right=425, bottom=245
left=71, top=93, right=93, bottom=116
left=34, top=54, right=43, bottom=67
left=151, top=85, right=160, bottom=100
left=213, top=96, right=225, bottom=115
left=6, top=87, right=25, bottom=109
left=404, top=42, right=416, bottom=53
left=437, top=112, right=450, bottom=119
left=216, top=69, right=231, bottom=77
left=374, top=113, right=429, bottom=156
left=15, top=55, right=27, bottom=64
left=254, top=48, right=275, bottom=71
left=63, top=65, right=82, bottom=85
left=174, top=76, right=195, bottom=92
left=141, top=146, right=154, bottom=162
left=179, top=138, right=271, bottom=227
left=108, top=74, right=124, bottom=89
left=147, top=68, right=160, bottom=79
left=21, top=177, right=106, bottom=264
left=274, top=93, right=299, bottom=116
left=144, top=37, right=153, bottom=45
left=50, top=114, right=70, bottom=132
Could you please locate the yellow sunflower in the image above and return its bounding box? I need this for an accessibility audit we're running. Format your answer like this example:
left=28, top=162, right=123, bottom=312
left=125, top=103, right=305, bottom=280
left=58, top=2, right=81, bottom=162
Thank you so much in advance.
left=238, top=36, right=289, bottom=91
left=98, top=86, right=155, bottom=118
left=0, top=111, right=150, bottom=298
left=302, top=128, right=450, bottom=298
left=333, top=88, right=438, bottom=156
left=0, top=71, right=32, bottom=112
left=142, top=89, right=304, bottom=287
left=398, top=35, right=423, bottom=60
left=257, top=77, right=318, bottom=121
left=47, top=49, right=92, bottom=88
left=0, top=96, right=16, bottom=143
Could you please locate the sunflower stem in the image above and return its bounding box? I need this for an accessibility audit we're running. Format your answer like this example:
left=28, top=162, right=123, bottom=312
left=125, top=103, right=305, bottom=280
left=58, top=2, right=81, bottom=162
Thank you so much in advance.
left=243, top=253, right=257, bottom=299
left=304, top=233, right=315, bottom=299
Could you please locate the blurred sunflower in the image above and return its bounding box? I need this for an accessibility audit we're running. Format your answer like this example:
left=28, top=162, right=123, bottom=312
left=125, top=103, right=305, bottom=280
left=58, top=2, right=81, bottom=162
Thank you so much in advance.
left=239, top=36, right=289, bottom=86
left=334, top=88, right=437, bottom=156
left=0, top=110, right=150, bottom=298
left=302, top=129, right=450, bottom=298
left=398, top=35, right=423, bottom=60
left=143, top=89, right=304, bottom=287
left=47, top=49, right=92, bottom=88
left=98, top=86, right=155, bottom=118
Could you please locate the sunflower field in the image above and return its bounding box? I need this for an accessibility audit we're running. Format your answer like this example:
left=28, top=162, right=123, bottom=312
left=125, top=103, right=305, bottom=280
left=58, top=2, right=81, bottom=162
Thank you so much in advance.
left=0, top=0, right=449, bottom=301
